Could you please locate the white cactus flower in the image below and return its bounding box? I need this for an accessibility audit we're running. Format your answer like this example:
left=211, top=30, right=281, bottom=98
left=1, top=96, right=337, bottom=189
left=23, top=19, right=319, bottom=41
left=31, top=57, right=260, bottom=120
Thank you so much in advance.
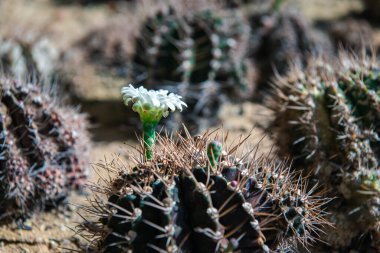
left=121, top=84, right=187, bottom=122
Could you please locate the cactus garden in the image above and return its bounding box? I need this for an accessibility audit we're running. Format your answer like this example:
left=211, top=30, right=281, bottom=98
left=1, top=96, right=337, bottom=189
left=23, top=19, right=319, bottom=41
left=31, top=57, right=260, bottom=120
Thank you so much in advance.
left=0, top=0, right=379, bottom=252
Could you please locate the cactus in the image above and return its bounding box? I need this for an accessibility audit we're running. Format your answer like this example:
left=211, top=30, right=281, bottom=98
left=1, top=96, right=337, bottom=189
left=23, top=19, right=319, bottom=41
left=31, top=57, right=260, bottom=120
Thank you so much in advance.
left=270, top=52, right=380, bottom=250
left=78, top=130, right=327, bottom=253
left=328, top=18, right=374, bottom=52
left=0, top=76, right=90, bottom=222
left=132, top=6, right=253, bottom=132
left=0, top=37, right=59, bottom=81
left=248, top=11, right=330, bottom=88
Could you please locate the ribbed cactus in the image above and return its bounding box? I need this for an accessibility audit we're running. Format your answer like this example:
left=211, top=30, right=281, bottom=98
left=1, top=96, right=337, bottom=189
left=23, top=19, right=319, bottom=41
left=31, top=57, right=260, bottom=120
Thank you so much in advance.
left=0, top=77, right=89, bottom=222
left=78, top=131, right=327, bottom=253
left=271, top=53, right=380, bottom=250
left=132, top=6, right=252, bottom=132
left=0, top=37, right=59, bottom=81
left=249, top=11, right=329, bottom=87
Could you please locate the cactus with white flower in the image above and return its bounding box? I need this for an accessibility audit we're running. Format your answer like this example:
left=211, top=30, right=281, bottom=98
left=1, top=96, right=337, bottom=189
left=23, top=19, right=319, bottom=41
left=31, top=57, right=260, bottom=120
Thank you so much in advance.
left=78, top=127, right=329, bottom=252
left=122, top=84, right=187, bottom=160
left=132, top=5, right=253, bottom=133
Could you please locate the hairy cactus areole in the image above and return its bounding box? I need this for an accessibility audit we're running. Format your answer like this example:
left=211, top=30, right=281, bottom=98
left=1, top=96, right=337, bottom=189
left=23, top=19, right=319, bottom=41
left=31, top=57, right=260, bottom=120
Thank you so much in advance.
left=132, top=4, right=253, bottom=132
left=0, top=77, right=89, bottom=222
left=271, top=53, right=380, bottom=250
left=78, top=130, right=327, bottom=253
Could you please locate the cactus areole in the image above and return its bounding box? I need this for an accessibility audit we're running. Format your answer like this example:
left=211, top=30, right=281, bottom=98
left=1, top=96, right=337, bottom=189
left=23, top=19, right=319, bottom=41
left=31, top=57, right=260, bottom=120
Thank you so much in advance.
left=121, top=84, right=187, bottom=160
left=78, top=131, right=327, bottom=253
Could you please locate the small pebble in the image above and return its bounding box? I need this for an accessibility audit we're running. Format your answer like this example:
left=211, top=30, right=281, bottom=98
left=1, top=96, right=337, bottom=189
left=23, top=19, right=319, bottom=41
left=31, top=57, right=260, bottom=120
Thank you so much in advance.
left=60, top=225, right=68, bottom=231
left=49, top=240, right=58, bottom=249
left=62, top=239, right=71, bottom=245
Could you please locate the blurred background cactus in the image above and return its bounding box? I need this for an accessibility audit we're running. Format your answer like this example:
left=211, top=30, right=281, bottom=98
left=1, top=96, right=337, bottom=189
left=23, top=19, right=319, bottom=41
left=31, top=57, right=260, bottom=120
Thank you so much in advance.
left=0, top=76, right=90, bottom=224
left=131, top=3, right=253, bottom=133
left=78, top=131, right=327, bottom=253
left=270, top=52, right=380, bottom=251
left=0, top=36, right=59, bottom=81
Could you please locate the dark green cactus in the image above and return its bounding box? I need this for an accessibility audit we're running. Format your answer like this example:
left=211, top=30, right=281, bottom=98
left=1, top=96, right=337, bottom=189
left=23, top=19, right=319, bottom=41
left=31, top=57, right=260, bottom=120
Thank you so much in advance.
left=78, top=131, right=327, bottom=252
left=0, top=76, right=90, bottom=222
left=271, top=53, right=380, bottom=250
left=132, top=6, right=252, bottom=132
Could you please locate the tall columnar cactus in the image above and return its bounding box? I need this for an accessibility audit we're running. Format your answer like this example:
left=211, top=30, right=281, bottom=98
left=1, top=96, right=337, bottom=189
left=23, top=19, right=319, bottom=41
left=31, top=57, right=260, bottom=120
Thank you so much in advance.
left=78, top=131, right=327, bottom=253
left=0, top=37, right=59, bottom=81
left=0, top=77, right=90, bottom=222
left=270, top=53, right=380, bottom=251
left=132, top=6, right=252, bottom=132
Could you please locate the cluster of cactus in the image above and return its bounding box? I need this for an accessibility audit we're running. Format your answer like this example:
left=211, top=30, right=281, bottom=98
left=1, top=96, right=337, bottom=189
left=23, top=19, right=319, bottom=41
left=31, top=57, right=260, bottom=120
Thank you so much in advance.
left=270, top=53, right=380, bottom=251
left=78, top=131, right=327, bottom=253
left=132, top=6, right=252, bottom=132
left=0, top=37, right=59, bottom=81
left=0, top=77, right=89, bottom=222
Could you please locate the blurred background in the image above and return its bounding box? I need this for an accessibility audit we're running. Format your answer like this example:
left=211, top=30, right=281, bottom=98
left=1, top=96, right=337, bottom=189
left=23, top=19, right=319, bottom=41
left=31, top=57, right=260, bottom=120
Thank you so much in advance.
left=0, top=0, right=378, bottom=252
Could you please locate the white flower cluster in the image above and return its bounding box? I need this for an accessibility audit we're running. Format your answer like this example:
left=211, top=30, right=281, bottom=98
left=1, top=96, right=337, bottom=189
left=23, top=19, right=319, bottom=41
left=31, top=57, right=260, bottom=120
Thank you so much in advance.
left=121, top=84, right=187, bottom=118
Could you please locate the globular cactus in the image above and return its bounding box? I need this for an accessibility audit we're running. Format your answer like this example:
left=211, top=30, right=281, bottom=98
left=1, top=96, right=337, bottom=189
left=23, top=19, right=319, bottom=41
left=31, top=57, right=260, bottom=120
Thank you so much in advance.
left=132, top=5, right=253, bottom=132
left=270, top=52, right=380, bottom=251
left=78, top=131, right=327, bottom=253
left=0, top=37, right=59, bottom=81
left=0, top=77, right=90, bottom=222
left=248, top=10, right=330, bottom=88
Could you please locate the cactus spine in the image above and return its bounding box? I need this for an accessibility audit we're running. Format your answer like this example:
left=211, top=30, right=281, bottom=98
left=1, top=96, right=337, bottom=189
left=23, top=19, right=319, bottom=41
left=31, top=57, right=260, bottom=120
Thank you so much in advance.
left=78, top=131, right=327, bottom=252
left=132, top=5, right=252, bottom=132
left=0, top=77, right=89, bottom=222
left=271, top=53, right=380, bottom=250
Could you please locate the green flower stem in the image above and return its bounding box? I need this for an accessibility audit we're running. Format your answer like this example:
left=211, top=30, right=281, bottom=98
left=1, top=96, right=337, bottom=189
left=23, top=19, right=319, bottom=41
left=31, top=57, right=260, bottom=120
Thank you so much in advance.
left=142, top=121, right=158, bottom=161
left=273, top=0, right=284, bottom=11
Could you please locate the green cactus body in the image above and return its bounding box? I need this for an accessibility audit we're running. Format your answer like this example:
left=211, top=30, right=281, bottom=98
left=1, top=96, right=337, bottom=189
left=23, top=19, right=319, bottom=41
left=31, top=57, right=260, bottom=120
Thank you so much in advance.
left=0, top=77, right=89, bottom=221
left=132, top=6, right=252, bottom=132
left=272, top=54, right=380, bottom=250
left=79, top=132, right=327, bottom=252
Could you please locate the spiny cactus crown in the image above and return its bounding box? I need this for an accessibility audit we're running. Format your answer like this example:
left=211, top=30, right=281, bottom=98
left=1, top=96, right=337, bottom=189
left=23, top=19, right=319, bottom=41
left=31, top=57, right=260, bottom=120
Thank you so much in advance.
left=271, top=53, right=380, bottom=249
left=133, top=6, right=250, bottom=96
left=78, top=130, right=328, bottom=253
